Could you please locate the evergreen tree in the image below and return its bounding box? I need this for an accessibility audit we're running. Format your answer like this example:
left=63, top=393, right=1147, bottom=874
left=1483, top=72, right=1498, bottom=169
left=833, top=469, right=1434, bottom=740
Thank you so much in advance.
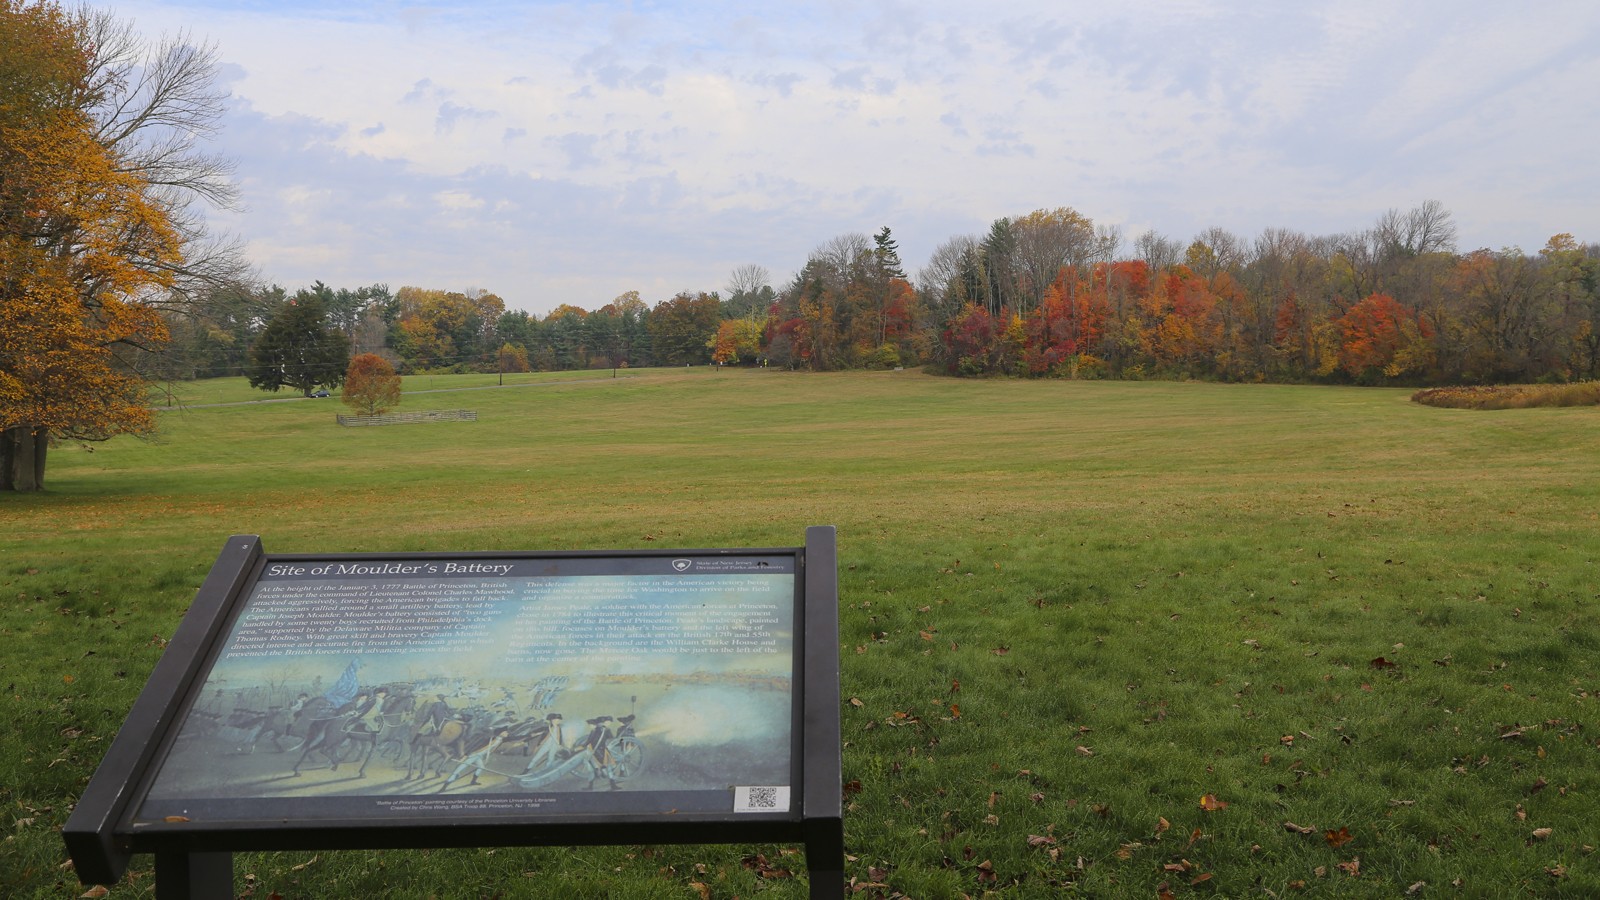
left=248, top=294, right=351, bottom=396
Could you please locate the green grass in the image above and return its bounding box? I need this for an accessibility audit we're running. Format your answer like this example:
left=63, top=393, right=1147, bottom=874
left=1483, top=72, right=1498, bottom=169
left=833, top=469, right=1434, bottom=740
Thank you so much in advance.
left=147, top=367, right=642, bottom=407
left=4, top=369, right=1600, bottom=897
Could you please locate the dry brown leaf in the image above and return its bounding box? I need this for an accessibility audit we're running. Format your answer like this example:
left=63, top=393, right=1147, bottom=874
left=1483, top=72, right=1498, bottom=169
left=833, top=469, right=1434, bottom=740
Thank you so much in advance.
left=1199, top=794, right=1228, bottom=811
left=1532, top=827, right=1553, bottom=841
left=79, top=888, right=109, bottom=899
left=1324, top=826, right=1354, bottom=848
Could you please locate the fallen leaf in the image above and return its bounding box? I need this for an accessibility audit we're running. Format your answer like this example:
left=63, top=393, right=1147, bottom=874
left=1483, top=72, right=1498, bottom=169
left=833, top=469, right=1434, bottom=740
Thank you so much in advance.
left=1199, top=794, right=1228, bottom=811
left=1370, top=657, right=1397, bottom=669
left=1191, top=872, right=1213, bottom=886
left=79, top=888, right=109, bottom=899
left=1337, top=857, right=1360, bottom=876
left=1324, top=826, right=1354, bottom=848
left=689, top=882, right=711, bottom=900
left=1026, top=834, right=1056, bottom=847
left=848, top=697, right=863, bottom=708
left=1284, top=822, right=1316, bottom=835
left=990, top=645, right=1010, bottom=656
left=1075, top=745, right=1093, bottom=757
left=1156, top=816, right=1171, bottom=834
left=1407, top=881, right=1427, bottom=895
left=1532, top=827, right=1553, bottom=841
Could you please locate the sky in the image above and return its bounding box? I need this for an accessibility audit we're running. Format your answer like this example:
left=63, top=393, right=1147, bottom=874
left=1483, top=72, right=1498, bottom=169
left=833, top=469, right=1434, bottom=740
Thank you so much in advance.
left=108, top=0, right=1600, bottom=316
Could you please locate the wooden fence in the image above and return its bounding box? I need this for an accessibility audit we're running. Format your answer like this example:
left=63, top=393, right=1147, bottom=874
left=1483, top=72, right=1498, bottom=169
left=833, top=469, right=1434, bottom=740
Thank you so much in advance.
left=336, top=409, right=477, bottom=427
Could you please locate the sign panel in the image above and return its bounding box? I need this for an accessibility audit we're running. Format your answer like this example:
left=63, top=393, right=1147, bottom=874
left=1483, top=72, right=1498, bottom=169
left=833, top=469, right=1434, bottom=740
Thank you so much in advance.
left=130, top=553, right=800, bottom=828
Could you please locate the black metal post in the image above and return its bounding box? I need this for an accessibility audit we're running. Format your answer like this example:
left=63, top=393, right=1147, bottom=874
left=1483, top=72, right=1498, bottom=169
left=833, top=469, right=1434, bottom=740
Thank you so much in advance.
left=802, top=525, right=844, bottom=899
left=155, top=851, right=232, bottom=900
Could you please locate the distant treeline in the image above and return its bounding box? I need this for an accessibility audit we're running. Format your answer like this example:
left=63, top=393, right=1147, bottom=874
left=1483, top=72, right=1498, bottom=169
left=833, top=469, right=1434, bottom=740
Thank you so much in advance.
left=153, top=204, right=1600, bottom=386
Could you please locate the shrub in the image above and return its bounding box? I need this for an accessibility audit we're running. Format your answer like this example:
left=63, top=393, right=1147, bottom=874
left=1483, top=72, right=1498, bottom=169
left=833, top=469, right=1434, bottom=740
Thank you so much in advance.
left=1411, top=382, right=1600, bottom=410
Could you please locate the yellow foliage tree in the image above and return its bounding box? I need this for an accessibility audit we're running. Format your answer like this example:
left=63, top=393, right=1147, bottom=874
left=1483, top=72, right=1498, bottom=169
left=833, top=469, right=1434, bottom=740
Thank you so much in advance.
left=1, top=1, right=238, bottom=491
left=2, top=2, right=176, bottom=490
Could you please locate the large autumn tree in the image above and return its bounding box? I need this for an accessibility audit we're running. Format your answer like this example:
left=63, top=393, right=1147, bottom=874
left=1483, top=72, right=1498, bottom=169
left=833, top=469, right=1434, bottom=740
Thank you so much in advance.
left=0, top=1, right=241, bottom=491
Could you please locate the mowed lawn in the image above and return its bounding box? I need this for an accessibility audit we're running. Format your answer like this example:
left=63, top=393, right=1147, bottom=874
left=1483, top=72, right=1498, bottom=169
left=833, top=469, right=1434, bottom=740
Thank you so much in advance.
left=3, top=369, right=1599, bottom=898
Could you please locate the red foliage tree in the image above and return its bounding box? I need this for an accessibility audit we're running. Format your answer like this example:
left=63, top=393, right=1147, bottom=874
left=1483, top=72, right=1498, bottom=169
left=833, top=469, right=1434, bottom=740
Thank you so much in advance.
left=343, top=353, right=401, bottom=415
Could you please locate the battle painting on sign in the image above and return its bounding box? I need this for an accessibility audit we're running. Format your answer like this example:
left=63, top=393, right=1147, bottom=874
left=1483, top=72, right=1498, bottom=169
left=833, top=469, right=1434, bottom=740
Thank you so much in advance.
left=131, top=554, right=798, bottom=826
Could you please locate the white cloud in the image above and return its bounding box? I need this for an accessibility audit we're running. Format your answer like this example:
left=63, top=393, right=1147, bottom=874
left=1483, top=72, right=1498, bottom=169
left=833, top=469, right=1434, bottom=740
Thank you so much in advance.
left=111, top=0, right=1600, bottom=312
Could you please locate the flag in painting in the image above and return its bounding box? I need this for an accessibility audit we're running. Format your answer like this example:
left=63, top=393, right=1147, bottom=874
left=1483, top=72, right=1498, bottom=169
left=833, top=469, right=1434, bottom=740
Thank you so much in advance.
left=323, top=659, right=360, bottom=707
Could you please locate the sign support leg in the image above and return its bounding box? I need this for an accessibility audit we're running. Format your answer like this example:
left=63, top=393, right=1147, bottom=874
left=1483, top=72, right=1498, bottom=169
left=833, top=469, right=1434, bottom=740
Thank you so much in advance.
left=155, top=850, right=232, bottom=900
left=805, top=820, right=846, bottom=900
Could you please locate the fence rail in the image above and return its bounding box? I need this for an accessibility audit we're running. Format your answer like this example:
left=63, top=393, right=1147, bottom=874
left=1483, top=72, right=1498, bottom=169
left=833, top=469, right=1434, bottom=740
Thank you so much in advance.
left=336, top=409, right=477, bottom=427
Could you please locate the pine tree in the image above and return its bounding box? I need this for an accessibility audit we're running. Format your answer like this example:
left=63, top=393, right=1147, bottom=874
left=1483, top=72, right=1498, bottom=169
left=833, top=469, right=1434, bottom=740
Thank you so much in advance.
left=248, top=295, right=352, bottom=396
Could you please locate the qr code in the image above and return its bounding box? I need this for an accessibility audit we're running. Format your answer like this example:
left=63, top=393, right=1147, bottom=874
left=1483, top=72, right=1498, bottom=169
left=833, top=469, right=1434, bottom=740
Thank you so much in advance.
left=734, top=785, right=790, bottom=813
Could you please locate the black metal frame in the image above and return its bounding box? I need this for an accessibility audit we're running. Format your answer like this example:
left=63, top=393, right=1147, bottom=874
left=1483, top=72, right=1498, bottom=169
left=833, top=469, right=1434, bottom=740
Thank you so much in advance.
left=64, top=527, right=842, bottom=899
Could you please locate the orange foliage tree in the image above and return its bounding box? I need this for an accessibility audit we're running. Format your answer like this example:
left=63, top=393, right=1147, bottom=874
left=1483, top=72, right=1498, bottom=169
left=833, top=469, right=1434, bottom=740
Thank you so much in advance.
left=342, top=353, right=402, bottom=416
left=1, top=1, right=193, bottom=491
left=1334, top=293, right=1433, bottom=380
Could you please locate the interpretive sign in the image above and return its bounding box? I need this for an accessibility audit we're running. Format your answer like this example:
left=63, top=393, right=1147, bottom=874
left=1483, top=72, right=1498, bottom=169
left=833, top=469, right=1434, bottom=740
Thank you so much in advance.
left=65, top=529, right=842, bottom=899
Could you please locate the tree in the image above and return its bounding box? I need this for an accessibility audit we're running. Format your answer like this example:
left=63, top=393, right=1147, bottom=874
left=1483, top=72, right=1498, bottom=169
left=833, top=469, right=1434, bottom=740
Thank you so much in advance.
left=248, top=294, right=351, bottom=396
left=2, top=1, right=222, bottom=491
left=648, top=291, right=721, bottom=365
left=496, top=342, right=531, bottom=376
left=724, top=265, right=775, bottom=321
left=342, top=353, right=401, bottom=415
left=707, top=318, right=762, bottom=365
left=1, top=1, right=246, bottom=491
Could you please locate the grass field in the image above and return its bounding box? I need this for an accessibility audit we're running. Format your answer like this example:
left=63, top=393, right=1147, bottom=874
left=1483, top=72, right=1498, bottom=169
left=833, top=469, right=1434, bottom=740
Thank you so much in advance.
left=3, top=368, right=1599, bottom=898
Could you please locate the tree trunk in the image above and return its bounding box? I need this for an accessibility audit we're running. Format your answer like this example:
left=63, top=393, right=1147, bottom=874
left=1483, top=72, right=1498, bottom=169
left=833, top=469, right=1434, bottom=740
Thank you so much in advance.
left=0, top=429, right=12, bottom=491
left=4, top=426, right=45, bottom=492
